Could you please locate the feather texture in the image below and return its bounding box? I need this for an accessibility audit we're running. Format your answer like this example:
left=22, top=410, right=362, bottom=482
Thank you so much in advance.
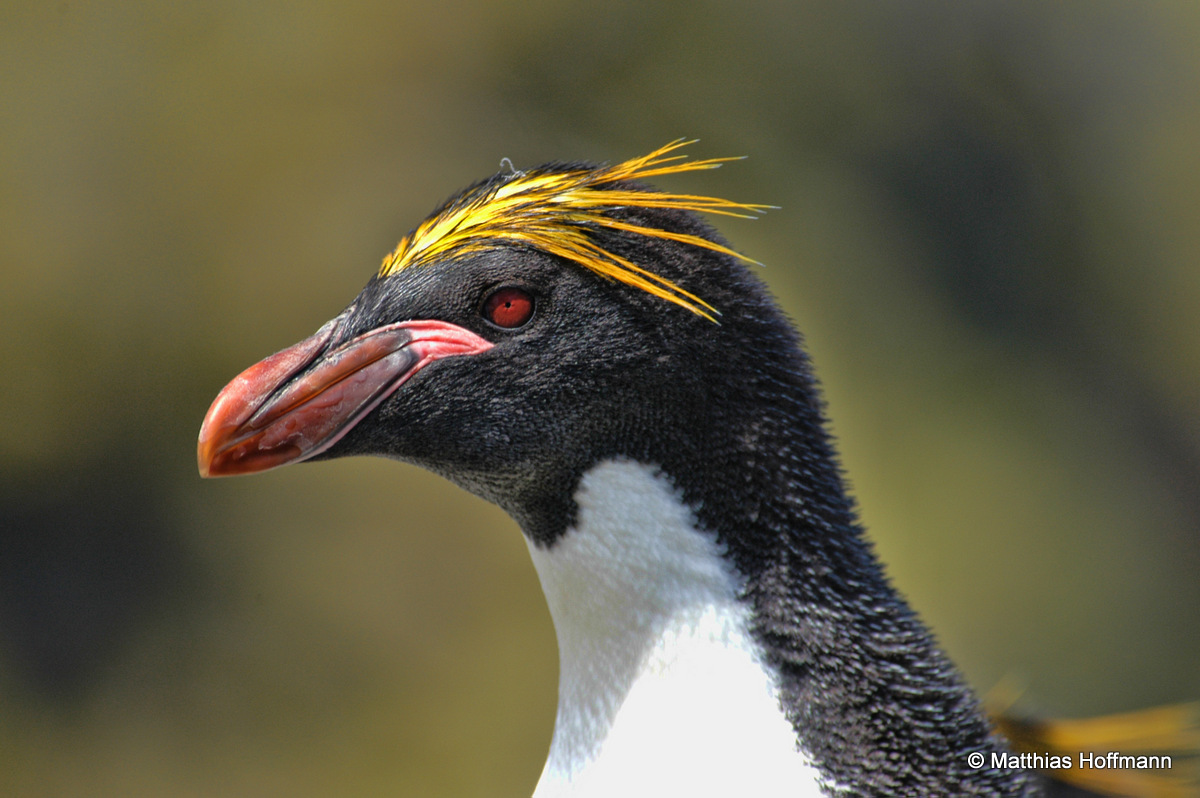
left=379, top=140, right=770, bottom=321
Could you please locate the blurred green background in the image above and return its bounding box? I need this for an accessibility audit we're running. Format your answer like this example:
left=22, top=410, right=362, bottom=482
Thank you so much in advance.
left=2, top=2, right=1198, bottom=795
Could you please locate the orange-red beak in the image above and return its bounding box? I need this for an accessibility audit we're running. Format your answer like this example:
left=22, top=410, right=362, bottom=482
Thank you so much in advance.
left=198, top=320, right=493, bottom=478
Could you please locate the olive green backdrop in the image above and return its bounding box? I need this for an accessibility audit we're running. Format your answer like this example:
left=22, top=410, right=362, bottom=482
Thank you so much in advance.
left=2, top=2, right=1198, bottom=796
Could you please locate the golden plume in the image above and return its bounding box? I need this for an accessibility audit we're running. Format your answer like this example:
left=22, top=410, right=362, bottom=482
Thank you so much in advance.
left=379, top=140, right=770, bottom=321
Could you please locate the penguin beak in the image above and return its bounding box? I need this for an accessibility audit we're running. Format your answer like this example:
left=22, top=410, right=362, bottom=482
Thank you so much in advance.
left=198, top=319, right=493, bottom=478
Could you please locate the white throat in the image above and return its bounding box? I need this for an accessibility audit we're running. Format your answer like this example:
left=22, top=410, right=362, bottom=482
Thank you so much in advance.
left=524, top=459, right=831, bottom=798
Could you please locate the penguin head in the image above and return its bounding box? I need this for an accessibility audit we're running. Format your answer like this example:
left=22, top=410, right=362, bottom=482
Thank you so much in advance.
left=198, top=142, right=786, bottom=541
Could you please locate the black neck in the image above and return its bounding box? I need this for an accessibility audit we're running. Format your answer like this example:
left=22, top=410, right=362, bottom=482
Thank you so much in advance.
left=651, top=308, right=1034, bottom=794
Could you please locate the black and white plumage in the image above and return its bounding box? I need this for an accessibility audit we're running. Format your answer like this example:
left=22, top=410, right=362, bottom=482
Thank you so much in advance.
left=199, top=143, right=1037, bottom=796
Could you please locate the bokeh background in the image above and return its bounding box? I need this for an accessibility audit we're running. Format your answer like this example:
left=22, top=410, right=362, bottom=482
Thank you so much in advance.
left=3, top=2, right=1198, bottom=795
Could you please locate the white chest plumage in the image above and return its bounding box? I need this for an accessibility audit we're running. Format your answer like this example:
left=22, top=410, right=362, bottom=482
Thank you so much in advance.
left=525, top=459, right=832, bottom=798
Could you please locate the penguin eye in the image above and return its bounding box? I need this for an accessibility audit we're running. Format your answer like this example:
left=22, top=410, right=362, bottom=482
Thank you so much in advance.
left=483, top=287, right=535, bottom=328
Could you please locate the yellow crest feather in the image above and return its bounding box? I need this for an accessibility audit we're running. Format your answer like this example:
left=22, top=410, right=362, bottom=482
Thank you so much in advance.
left=379, top=140, right=769, bottom=321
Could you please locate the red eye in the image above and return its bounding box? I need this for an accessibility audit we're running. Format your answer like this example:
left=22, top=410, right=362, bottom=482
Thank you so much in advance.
left=483, top=287, right=534, bottom=328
